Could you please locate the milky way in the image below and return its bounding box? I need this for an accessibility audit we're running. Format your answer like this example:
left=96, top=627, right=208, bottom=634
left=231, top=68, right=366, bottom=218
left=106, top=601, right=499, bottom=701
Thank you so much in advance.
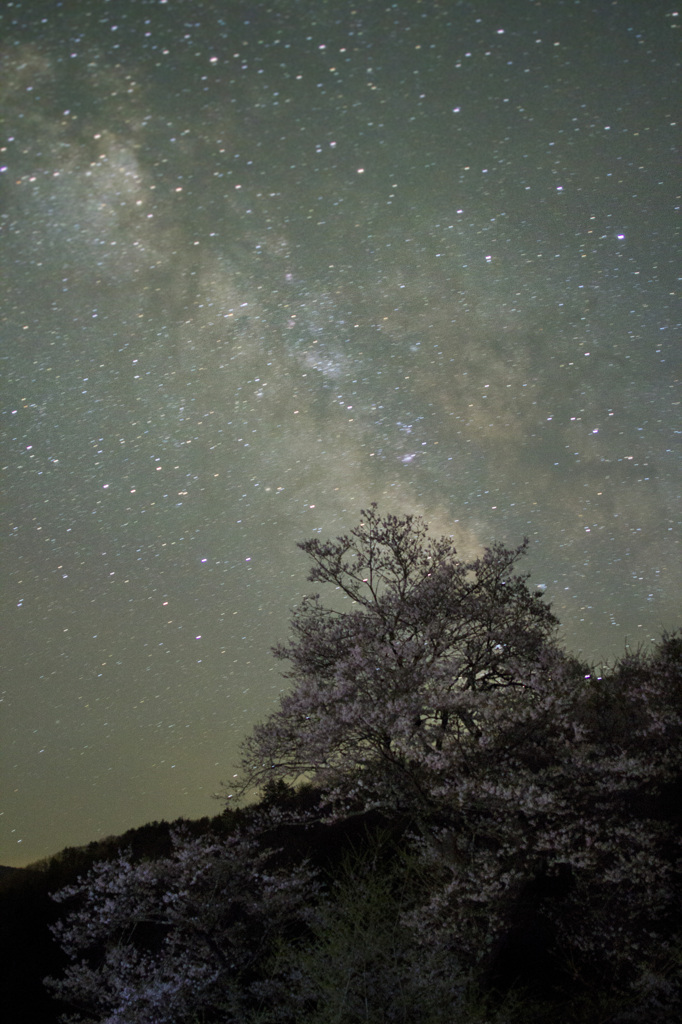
left=1, top=1, right=679, bottom=865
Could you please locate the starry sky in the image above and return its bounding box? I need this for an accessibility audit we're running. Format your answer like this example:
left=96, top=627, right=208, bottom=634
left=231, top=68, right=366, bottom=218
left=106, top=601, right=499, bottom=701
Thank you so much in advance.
left=2, top=0, right=679, bottom=867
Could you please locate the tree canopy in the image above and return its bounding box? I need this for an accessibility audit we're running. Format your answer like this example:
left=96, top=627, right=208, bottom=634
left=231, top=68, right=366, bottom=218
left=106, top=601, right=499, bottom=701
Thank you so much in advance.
left=238, top=504, right=560, bottom=809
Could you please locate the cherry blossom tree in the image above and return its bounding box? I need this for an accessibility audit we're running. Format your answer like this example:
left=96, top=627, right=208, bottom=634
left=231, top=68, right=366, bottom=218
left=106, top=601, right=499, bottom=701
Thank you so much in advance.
left=45, top=822, right=318, bottom=1024
left=235, top=508, right=682, bottom=1008
left=237, top=504, right=559, bottom=811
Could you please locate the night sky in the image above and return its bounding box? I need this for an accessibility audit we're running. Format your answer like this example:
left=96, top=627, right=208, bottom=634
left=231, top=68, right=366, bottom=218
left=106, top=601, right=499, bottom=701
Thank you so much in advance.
left=2, top=0, right=679, bottom=867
